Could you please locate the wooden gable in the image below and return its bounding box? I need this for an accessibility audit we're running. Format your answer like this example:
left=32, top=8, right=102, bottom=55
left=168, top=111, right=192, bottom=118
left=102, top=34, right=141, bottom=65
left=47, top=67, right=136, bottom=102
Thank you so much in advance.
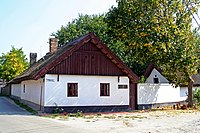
left=47, top=42, right=126, bottom=76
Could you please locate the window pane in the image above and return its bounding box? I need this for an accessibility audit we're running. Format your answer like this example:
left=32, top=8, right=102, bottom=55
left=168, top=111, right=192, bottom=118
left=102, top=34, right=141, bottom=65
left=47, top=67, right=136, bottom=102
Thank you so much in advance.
left=100, top=83, right=110, bottom=96
left=153, top=78, right=159, bottom=83
left=118, top=85, right=128, bottom=89
left=67, top=83, right=78, bottom=97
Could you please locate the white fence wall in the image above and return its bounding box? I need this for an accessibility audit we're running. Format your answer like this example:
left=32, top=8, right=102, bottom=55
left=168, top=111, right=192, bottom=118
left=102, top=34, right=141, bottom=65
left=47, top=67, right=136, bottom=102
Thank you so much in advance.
left=138, top=83, right=182, bottom=105
left=45, top=74, right=129, bottom=106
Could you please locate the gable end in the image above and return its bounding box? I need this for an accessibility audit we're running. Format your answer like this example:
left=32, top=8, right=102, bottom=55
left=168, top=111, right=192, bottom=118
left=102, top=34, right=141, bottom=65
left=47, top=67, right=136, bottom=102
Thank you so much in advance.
left=47, top=42, right=127, bottom=76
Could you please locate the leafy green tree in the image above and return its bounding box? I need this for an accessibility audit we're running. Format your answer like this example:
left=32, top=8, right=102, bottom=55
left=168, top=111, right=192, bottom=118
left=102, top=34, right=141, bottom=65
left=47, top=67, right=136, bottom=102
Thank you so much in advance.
left=105, top=0, right=200, bottom=106
left=52, top=14, right=109, bottom=47
left=0, top=46, right=28, bottom=81
left=52, top=13, right=145, bottom=75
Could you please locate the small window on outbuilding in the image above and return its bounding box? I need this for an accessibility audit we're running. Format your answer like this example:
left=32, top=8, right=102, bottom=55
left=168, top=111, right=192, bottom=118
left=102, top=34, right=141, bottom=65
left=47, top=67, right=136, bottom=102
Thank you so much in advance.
left=153, top=77, right=159, bottom=83
left=67, top=83, right=78, bottom=97
left=100, top=83, right=110, bottom=96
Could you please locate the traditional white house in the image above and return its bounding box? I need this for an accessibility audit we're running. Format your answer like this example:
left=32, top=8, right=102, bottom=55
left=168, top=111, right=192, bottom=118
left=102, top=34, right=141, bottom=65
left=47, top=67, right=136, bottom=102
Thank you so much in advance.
left=10, top=33, right=138, bottom=113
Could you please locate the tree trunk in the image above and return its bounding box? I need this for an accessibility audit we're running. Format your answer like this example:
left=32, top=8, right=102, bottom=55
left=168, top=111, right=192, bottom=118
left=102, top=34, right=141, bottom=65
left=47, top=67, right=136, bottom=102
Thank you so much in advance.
left=188, top=79, right=193, bottom=107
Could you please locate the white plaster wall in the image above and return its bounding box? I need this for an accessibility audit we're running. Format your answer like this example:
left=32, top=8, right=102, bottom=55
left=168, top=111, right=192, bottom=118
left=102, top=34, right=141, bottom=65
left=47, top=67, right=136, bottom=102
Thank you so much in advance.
left=146, top=68, right=169, bottom=83
left=11, top=84, right=21, bottom=97
left=138, top=83, right=181, bottom=104
left=21, top=79, right=44, bottom=105
left=44, top=74, right=129, bottom=106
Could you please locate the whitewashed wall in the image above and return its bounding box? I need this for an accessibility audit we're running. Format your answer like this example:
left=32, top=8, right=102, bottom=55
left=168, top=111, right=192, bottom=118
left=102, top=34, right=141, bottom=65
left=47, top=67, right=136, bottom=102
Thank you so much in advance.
left=146, top=68, right=169, bottom=83
left=21, top=79, right=44, bottom=106
left=11, top=83, right=21, bottom=98
left=44, top=74, right=129, bottom=106
left=138, top=83, right=181, bottom=104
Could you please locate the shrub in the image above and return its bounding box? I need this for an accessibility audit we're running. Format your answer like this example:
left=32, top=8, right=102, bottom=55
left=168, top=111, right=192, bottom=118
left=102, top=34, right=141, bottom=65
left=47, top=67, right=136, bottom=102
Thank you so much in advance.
left=193, top=89, right=200, bottom=105
left=76, top=110, right=83, bottom=117
left=52, top=103, right=64, bottom=114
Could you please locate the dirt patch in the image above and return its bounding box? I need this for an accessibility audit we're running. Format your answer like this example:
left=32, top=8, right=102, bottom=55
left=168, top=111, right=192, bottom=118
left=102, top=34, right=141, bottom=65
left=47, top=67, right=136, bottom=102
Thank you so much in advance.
left=43, top=109, right=200, bottom=133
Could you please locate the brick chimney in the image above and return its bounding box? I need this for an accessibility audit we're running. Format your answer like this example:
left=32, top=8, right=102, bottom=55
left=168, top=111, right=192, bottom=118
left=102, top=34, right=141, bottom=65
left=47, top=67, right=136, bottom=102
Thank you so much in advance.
left=49, top=37, right=58, bottom=53
left=30, top=53, right=37, bottom=66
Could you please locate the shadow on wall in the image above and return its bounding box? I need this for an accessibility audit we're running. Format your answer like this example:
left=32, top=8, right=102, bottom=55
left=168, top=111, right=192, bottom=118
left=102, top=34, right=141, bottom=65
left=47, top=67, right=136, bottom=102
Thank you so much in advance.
left=138, top=83, right=182, bottom=110
left=138, top=84, right=159, bottom=104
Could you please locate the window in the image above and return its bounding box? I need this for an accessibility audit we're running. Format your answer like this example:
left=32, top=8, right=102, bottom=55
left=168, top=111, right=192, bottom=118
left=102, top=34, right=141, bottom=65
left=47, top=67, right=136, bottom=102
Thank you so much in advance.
left=118, top=84, right=128, bottom=89
left=23, top=84, right=26, bottom=93
left=57, top=74, right=59, bottom=82
left=153, top=78, right=159, bottom=83
left=67, top=83, right=78, bottom=97
left=100, top=83, right=110, bottom=96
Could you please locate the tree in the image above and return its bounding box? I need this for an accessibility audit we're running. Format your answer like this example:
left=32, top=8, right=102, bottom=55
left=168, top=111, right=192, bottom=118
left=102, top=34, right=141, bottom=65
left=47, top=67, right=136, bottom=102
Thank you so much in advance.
left=52, top=13, right=145, bottom=75
left=105, top=0, right=200, bottom=106
left=0, top=46, right=28, bottom=81
left=52, top=14, right=109, bottom=47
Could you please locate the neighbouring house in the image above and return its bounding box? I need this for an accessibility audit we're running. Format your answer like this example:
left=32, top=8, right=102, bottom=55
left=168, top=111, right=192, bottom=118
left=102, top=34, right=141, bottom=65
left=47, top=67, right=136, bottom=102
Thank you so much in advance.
left=10, top=33, right=139, bottom=113
left=138, top=64, right=184, bottom=109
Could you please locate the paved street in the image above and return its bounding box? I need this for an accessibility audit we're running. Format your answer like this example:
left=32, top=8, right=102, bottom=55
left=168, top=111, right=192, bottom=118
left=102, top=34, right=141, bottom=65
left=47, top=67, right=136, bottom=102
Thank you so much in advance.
left=0, top=97, right=30, bottom=115
left=1, top=97, right=200, bottom=133
left=0, top=97, right=87, bottom=133
left=0, top=115, right=86, bottom=133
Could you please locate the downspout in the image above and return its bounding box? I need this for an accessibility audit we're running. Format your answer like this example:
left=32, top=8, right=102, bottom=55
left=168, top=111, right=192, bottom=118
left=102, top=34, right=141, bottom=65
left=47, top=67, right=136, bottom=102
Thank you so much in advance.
left=40, top=86, right=42, bottom=111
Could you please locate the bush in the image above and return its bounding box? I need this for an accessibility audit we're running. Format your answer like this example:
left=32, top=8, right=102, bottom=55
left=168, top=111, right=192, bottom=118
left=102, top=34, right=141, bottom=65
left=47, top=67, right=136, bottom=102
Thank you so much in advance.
left=52, top=107, right=64, bottom=114
left=193, top=89, right=200, bottom=105
left=52, top=103, right=64, bottom=114
left=76, top=110, right=83, bottom=117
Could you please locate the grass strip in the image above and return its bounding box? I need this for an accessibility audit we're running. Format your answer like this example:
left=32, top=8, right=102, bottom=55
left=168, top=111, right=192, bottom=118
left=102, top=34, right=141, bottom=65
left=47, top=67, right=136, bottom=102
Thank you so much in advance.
left=11, top=98, right=38, bottom=115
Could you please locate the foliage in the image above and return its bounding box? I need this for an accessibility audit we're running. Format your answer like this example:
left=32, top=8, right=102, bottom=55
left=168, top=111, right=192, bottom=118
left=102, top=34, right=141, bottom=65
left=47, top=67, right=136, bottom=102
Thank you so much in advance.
left=52, top=103, right=64, bottom=114
left=193, top=89, right=200, bottom=104
left=105, top=0, right=200, bottom=80
left=52, top=13, right=147, bottom=75
left=0, top=46, right=28, bottom=81
left=68, top=111, right=84, bottom=118
left=53, top=0, right=200, bottom=85
left=52, top=107, right=64, bottom=114
left=138, top=76, right=146, bottom=83
left=105, top=0, right=200, bottom=106
left=52, top=14, right=109, bottom=47
left=75, top=110, right=84, bottom=117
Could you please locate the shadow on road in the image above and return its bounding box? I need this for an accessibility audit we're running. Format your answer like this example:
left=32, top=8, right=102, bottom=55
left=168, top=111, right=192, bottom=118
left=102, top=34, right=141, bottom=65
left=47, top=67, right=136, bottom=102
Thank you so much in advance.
left=0, top=96, right=32, bottom=115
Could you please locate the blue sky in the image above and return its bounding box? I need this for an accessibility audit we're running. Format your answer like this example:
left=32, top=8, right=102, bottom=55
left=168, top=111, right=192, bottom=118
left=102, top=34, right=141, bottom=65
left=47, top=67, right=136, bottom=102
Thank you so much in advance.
left=0, top=0, right=117, bottom=59
left=0, top=0, right=199, bottom=60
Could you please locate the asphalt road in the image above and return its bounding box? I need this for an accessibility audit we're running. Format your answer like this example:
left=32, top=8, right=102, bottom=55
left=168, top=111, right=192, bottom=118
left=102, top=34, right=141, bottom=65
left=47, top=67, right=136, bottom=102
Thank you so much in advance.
left=0, top=97, right=86, bottom=133
left=0, top=97, right=30, bottom=115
